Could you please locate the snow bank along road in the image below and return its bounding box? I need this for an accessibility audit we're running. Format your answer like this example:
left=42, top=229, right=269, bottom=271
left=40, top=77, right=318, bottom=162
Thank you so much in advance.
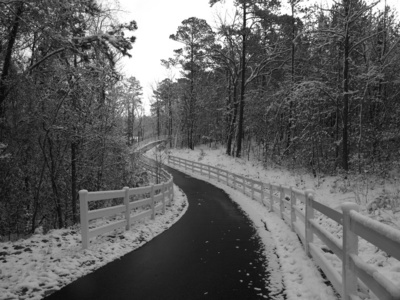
left=44, top=166, right=285, bottom=299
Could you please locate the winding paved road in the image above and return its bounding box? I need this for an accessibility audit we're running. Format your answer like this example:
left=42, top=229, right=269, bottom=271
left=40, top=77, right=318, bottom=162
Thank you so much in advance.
left=44, top=166, right=284, bottom=299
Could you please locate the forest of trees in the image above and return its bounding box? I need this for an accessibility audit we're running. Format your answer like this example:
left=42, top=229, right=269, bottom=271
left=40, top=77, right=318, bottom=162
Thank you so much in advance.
left=152, top=0, right=400, bottom=177
left=0, top=0, right=149, bottom=238
left=2, top=0, right=400, bottom=240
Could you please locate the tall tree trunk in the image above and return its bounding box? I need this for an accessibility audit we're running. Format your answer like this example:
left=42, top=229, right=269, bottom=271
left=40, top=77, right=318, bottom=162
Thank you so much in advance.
left=189, top=44, right=195, bottom=150
left=228, top=83, right=238, bottom=156
left=0, top=2, right=24, bottom=118
left=43, top=136, right=63, bottom=229
left=31, top=161, right=46, bottom=233
left=236, top=2, right=247, bottom=158
left=187, top=123, right=191, bottom=149
left=342, top=0, right=350, bottom=171
left=131, top=102, right=136, bottom=142
left=70, top=55, right=78, bottom=225
left=71, top=141, right=78, bottom=224
left=127, top=102, right=132, bottom=145
left=226, top=74, right=234, bottom=155
left=335, top=44, right=342, bottom=170
left=156, top=95, right=160, bottom=139
left=190, top=120, right=195, bottom=150
left=225, top=72, right=231, bottom=153
left=168, top=95, right=173, bottom=147
left=286, top=1, right=297, bottom=153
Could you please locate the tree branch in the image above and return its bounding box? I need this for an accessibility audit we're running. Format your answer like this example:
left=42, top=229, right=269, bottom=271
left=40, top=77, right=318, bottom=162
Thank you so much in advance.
left=29, top=48, right=65, bottom=72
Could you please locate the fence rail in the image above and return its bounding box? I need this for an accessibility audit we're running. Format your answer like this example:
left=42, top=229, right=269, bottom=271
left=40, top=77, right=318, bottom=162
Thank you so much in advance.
left=79, top=157, right=173, bottom=250
left=168, top=155, right=400, bottom=300
left=132, top=135, right=169, bottom=152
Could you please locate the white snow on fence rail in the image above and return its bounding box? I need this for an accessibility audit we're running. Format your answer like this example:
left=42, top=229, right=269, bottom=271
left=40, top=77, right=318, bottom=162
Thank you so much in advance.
left=168, top=155, right=400, bottom=300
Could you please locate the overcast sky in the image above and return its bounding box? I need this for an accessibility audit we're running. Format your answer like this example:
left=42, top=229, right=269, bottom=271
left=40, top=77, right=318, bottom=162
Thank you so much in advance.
left=117, top=0, right=229, bottom=113
left=116, top=0, right=399, bottom=114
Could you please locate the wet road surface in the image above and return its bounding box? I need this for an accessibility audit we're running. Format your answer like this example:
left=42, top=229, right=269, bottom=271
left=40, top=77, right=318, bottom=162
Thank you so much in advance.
left=44, top=166, right=284, bottom=299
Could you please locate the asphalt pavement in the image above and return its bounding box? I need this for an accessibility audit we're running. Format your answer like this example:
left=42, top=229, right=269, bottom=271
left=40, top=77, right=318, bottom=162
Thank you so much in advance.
left=44, top=166, right=285, bottom=299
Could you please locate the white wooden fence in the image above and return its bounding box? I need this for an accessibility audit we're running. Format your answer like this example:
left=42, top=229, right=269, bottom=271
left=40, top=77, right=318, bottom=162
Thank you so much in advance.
left=79, top=161, right=173, bottom=250
left=132, top=135, right=169, bottom=151
left=168, top=155, right=400, bottom=300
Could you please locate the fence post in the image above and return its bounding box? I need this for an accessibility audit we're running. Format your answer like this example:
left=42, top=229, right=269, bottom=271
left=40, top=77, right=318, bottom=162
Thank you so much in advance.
left=251, top=181, right=255, bottom=200
left=171, top=181, right=174, bottom=201
left=192, top=161, right=194, bottom=173
left=79, top=190, right=89, bottom=249
left=200, top=163, right=202, bottom=175
left=279, top=185, right=284, bottom=219
left=341, top=202, right=359, bottom=300
left=150, top=185, right=155, bottom=220
left=226, top=171, right=229, bottom=186
left=261, top=183, right=265, bottom=206
left=166, top=183, right=170, bottom=207
left=233, top=174, right=236, bottom=190
left=162, top=182, right=166, bottom=214
left=269, top=183, right=274, bottom=212
left=124, top=187, right=130, bottom=230
left=217, top=168, right=220, bottom=182
left=208, top=165, right=210, bottom=179
left=290, top=187, right=296, bottom=232
left=167, top=181, right=173, bottom=205
left=305, top=189, right=315, bottom=257
left=242, top=177, right=246, bottom=194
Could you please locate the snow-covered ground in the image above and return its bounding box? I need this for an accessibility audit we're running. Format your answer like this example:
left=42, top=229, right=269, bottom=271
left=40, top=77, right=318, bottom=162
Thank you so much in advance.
left=164, top=146, right=400, bottom=300
left=0, top=185, right=188, bottom=300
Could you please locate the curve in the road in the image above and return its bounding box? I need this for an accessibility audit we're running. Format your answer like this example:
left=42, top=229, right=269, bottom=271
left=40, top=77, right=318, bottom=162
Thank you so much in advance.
left=44, top=166, right=285, bottom=300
